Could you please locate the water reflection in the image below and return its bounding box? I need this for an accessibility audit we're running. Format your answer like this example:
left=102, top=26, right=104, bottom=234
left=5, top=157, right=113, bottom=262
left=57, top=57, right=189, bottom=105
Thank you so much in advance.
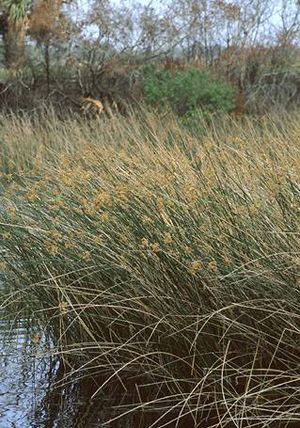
left=0, top=318, right=49, bottom=427
left=3, top=316, right=298, bottom=428
left=0, top=320, right=165, bottom=428
left=0, top=317, right=131, bottom=428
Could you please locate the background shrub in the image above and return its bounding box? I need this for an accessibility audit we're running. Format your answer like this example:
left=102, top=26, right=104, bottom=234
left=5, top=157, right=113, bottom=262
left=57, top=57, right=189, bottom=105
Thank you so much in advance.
left=143, top=67, right=236, bottom=118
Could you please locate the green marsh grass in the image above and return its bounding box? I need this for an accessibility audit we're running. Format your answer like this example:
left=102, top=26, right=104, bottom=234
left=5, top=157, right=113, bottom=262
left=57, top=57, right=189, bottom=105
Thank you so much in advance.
left=0, top=110, right=300, bottom=427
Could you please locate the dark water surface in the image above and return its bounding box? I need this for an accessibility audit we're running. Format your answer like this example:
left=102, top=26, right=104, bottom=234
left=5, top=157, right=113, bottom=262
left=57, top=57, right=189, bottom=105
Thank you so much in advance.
left=0, top=318, right=51, bottom=427
left=1, top=316, right=299, bottom=428
left=0, top=318, right=174, bottom=428
left=0, top=317, right=135, bottom=428
left=0, top=319, right=85, bottom=428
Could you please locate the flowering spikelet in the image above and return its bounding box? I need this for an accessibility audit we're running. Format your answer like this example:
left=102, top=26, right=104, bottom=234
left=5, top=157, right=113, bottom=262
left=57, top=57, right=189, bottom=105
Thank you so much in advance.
left=25, top=190, right=38, bottom=202
left=222, top=256, right=231, bottom=267
left=45, top=241, right=59, bottom=256
left=142, top=216, right=154, bottom=225
left=0, top=261, right=7, bottom=271
left=1, top=232, right=12, bottom=240
left=6, top=207, right=17, bottom=221
left=100, top=212, right=110, bottom=222
left=58, top=301, right=68, bottom=315
left=156, top=196, right=165, bottom=211
left=115, top=185, right=129, bottom=202
left=119, top=233, right=128, bottom=243
left=93, top=235, right=103, bottom=246
left=64, top=240, right=76, bottom=250
left=141, top=238, right=149, bottom=249
left=163, top=232, right=173, bottom=245
left=82, top=251, right=92, bottom=261
left=31, top=334, right=41, bottom=345
left=49, top=230, right=62, bottom=242
left=190, top=260, right=203, bottom=274
left=150, top=242, right=160, bottom=253
left=93, top=191, right=111, bottom=208
left=207, top=260, right=218, bottom=273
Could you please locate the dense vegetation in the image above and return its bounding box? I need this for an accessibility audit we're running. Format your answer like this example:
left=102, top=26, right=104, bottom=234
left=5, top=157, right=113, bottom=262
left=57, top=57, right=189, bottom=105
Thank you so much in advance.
left=0, top=0, right=299, bottom=115
left=143, top=67, right=236, bottom=116
left=0, top=1, right=299, bottom=426
left=0, top=111, right=299, bottom=426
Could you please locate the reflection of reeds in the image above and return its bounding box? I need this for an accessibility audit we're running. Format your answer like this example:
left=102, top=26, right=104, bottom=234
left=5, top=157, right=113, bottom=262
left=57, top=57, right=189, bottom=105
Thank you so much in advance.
left=0, top=110, right=300, bottom=427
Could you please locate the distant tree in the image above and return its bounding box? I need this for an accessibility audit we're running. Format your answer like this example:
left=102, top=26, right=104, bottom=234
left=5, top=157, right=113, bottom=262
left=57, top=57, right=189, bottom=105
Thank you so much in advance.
left=29, top=0, right=73, bottom=94
left=0, top=0, right=31, bottom=68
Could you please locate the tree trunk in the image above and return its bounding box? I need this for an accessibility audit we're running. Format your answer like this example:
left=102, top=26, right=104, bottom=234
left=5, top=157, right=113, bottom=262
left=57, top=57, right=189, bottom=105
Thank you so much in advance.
left=45, top=41, right=50, bottom=96
left=3, top=18, right=28, bottom=69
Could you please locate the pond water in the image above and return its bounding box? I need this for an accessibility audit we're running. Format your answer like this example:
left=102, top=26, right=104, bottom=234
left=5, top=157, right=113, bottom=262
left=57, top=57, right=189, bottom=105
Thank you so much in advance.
left=2, top=315, right=300, bottom=428
left=0, top=318, right=54, bottom=427
left=0, top=318, right=176, bottom=428
left=0, top=317, right=85, bottom=428
left=0, top=316, right=136, bottom=428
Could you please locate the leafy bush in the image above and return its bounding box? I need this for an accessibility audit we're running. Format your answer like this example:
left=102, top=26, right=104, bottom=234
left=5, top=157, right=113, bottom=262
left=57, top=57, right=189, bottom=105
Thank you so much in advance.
left=143, top=66, right=236, bottom=117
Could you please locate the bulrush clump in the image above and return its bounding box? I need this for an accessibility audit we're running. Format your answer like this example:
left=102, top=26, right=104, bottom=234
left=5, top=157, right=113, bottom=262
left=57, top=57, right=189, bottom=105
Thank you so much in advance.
left=0, top=110, right=299, bottom=427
